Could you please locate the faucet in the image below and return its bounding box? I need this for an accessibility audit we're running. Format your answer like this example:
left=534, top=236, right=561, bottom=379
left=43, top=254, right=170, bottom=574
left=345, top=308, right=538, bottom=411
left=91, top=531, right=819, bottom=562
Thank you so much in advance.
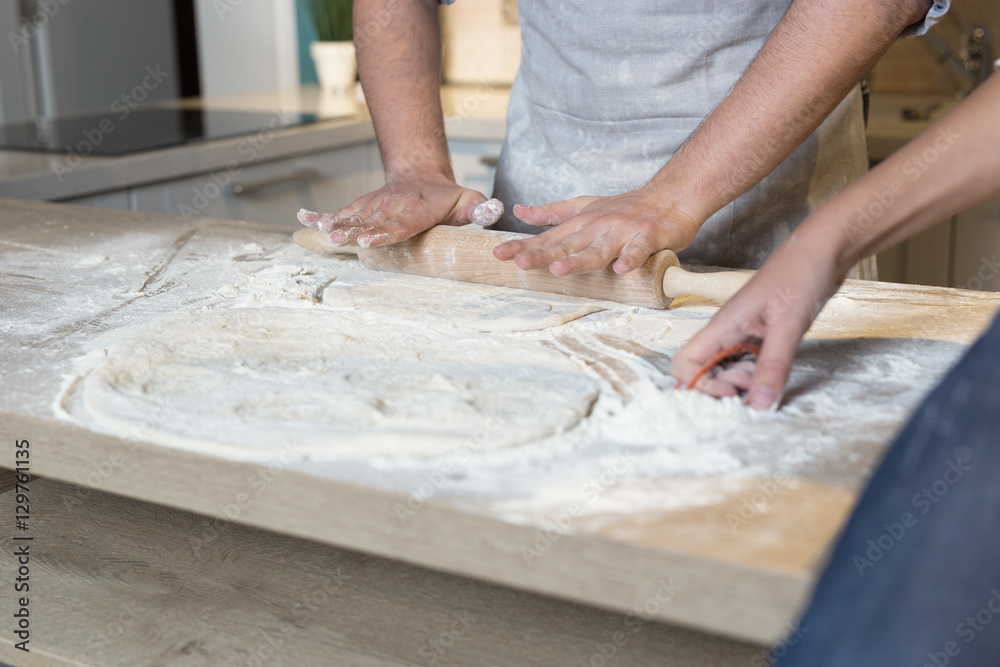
left=921, top=8, right=993, bottom=95
left=961, top=26, right=993, bottom=84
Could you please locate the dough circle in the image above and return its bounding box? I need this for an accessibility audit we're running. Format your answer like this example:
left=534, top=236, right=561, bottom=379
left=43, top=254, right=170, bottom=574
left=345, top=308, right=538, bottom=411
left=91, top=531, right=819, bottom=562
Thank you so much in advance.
left=80, top=307, right=600, bottom=459
left=315, top=267, right=609, bottom=333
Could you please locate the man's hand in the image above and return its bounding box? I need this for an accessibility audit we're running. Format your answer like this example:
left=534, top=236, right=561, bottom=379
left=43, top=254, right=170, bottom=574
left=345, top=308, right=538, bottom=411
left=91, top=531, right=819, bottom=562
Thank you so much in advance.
left=671, top=234, right=842, bottom=410
left=297, top=176, right=502, bottom=248
left=492, top=185, right=700, bottom=276
left=320, top=0, right=496, bottom=248
left=492, top=0, right=934, bottom=279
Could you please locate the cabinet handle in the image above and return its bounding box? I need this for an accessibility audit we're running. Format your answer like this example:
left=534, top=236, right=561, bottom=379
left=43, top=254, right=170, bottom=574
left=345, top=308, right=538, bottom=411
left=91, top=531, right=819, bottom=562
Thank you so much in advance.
left=226, top=168, right=324, bottom=197
left=479, top=156, right=500, bottom=168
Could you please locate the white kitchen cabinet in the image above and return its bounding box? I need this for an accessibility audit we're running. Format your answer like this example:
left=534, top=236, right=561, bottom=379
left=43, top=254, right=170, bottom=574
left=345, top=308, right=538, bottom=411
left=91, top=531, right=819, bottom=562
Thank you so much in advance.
left=58, top=139, right=502, bottom=228
left=129, top=143, right=384, bottom=228
left=867, top=93, right=1000, bottom=292
left=875, top=196, right=1000, bottom=292
left=898, top=217, right=955, bottom=288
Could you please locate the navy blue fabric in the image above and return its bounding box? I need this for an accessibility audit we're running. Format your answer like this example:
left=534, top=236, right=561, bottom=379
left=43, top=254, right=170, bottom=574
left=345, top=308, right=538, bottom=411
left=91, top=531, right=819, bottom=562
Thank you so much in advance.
left=775, top=311, right=1000, bottom=666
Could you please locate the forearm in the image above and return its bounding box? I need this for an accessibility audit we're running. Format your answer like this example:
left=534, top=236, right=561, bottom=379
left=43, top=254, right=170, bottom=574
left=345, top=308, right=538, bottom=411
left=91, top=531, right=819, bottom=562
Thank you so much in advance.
left=672, top=73, right=999, bottom=409
left=355, top=0, right=452, bottom=181
left=795, top=74, right=1000, bottom=273
left=653, top=0, right=931, bottom=224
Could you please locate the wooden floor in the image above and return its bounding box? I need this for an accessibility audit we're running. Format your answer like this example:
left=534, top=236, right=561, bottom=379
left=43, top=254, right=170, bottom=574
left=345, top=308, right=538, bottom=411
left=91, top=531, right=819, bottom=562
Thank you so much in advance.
left=0, top=479, right=763, bottom=666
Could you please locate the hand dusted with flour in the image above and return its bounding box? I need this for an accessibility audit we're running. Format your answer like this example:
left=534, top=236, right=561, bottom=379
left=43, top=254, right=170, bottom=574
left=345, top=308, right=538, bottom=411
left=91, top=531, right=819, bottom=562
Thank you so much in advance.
left=296, top=175, right=496, bottom=249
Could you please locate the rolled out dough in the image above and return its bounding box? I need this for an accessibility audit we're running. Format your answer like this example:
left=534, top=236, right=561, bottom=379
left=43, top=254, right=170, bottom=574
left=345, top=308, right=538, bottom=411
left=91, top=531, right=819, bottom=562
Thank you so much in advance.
left=288, top=228, right=611, bottom=332
left=79, top=308, right=601, bottom=459
left=316, top=267, right=610, bottom=333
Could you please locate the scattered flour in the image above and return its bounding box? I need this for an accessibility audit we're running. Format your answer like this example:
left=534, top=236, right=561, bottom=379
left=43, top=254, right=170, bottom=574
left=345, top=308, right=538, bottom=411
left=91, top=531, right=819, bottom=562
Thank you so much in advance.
left=6, top=220, right=978, bottom=521
left=77, top=307, right=600, bottom=458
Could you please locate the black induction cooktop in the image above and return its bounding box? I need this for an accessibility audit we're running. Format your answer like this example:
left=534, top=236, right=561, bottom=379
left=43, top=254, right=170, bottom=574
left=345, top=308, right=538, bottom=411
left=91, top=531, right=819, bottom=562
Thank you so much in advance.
left=0, top=107, right=319, bottom=156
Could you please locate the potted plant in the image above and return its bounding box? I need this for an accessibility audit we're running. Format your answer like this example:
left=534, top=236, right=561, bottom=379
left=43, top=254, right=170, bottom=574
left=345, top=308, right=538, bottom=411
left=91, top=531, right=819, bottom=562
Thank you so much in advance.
left=309, top=0, right=355, bottom=94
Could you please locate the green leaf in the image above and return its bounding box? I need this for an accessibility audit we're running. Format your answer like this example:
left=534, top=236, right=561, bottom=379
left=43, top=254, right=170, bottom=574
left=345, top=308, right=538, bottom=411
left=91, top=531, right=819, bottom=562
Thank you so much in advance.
left=309, top=0, right=352, bottom=42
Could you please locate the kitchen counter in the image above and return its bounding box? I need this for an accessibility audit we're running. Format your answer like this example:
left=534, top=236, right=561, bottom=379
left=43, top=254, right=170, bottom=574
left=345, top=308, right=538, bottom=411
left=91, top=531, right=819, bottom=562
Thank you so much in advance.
left=0, top=86, right=947, bottom=203
left=0, top=85, right=508, bottom=203
left=2, top=198, right=999, bottom=664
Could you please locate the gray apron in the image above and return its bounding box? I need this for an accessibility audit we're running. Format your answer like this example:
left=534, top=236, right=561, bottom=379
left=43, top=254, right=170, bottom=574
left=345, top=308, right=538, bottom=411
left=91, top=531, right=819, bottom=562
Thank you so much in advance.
left=492, top=0, right=875, bottom=277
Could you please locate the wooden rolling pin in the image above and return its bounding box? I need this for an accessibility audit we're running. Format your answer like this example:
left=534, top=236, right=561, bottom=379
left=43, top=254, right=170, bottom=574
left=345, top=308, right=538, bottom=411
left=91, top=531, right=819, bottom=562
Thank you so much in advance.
left=293, top=225, right=753, bottom=309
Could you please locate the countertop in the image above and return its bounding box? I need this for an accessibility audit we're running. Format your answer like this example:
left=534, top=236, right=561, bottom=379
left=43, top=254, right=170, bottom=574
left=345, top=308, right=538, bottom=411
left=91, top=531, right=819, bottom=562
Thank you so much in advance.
left=2, top=197, right=998, bottom=648
left=0, top=85, right=509, bottom=202
left=0, top=86, right=947, bottom=202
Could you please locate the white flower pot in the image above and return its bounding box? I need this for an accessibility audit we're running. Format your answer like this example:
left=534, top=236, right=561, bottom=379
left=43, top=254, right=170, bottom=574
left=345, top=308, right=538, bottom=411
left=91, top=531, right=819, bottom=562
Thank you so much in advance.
left=310, top=41, right=357, bottom=94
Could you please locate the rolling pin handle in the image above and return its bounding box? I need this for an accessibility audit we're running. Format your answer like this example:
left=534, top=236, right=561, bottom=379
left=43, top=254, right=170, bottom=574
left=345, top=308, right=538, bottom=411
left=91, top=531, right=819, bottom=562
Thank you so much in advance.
left=661, top=265, right=753, bottom=304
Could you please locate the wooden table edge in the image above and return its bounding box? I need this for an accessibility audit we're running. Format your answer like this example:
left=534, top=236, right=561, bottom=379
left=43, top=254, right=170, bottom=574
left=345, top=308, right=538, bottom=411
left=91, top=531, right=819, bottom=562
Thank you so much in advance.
left=1, top=413, right=811, bottom=646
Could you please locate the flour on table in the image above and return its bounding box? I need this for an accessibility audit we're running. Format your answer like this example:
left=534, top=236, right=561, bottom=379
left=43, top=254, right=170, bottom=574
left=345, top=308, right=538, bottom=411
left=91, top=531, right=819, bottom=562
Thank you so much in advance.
left=42, top=224, right=972, bottom=517
left=77, top=307, right=600, bottom=459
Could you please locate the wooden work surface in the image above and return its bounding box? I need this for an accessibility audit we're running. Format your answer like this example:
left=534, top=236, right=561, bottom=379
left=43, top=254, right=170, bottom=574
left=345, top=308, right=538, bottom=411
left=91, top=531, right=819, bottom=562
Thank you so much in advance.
left=0, top=478, right=763, bottom=666
left=1, top=197, right=998, bottom=659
